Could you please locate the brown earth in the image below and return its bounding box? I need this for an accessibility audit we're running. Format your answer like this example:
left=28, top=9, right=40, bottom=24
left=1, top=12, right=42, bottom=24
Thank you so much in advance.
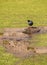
left=0, top=26, right=47, bottom=57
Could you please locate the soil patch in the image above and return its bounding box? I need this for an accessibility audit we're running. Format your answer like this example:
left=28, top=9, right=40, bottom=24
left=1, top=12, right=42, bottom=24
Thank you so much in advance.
left=0, top=26, right=47, bottom=57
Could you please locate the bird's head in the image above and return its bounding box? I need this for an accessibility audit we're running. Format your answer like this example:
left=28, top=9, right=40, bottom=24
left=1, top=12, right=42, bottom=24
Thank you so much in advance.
left=28, top=20, right=30, bottom=22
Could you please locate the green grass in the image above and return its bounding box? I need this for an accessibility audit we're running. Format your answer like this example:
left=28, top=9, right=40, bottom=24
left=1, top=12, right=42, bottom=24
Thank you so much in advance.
left=30, top=34, right=47, bottom=47
left=18, top=54, right=47, bottom=65
left=0, top=0, right=47, bottom=27
left=0, top=46, right=20, bottom=65
left=0, top=0, right=47, bottom=65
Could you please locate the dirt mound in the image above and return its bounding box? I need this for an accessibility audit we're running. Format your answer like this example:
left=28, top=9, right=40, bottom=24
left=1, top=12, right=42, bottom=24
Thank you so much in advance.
left=23, top=26, right=47, bottom=34
left=0, top=26, right=47, bottom=57
left=3, top=40, right=34, bottom=57
left=0, top=28, right=33, bottom=57
left=23, top=27, right=40, bottom=34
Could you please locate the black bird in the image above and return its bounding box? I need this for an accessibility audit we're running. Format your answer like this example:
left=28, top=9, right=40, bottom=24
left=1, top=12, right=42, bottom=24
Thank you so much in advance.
left=27, top=20, right=33, bottom=26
